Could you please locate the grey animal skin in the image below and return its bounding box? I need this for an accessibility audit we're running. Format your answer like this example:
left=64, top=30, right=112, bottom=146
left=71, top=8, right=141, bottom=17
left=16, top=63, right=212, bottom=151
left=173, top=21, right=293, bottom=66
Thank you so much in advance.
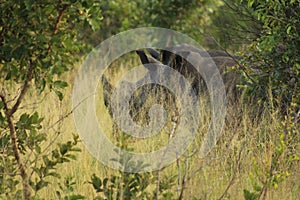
left=102, top=44, right=241, bottom=131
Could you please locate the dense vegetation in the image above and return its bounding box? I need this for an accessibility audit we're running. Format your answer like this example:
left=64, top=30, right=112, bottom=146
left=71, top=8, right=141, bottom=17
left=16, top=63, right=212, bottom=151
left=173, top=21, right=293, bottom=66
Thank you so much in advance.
left=0, top=0, right=299, bottom=199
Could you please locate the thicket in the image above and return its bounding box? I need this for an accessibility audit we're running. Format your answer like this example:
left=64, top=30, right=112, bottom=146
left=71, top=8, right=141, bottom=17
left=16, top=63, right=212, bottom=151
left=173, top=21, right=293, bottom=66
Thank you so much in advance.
left=1, top=0, right=299, bottom=199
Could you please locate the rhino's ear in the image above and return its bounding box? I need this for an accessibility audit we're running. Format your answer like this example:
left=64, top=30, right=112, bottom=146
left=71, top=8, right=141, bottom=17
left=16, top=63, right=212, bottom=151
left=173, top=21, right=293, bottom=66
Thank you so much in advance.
left=136, top=50, right=150, bottom=65
left=146, top=48, right=160, bottom=60
left=136, top=50, right=161, bottom=72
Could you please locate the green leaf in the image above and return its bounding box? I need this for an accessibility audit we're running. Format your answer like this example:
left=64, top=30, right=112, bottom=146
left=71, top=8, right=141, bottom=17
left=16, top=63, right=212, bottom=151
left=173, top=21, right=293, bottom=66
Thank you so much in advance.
left=56, top=191, right=62, bottom=199
left=90, top=174, right=102, bottom=192
left=248, top=0, right=255, bottom=8
left=88, top=18, right=100, bottom=31
left=48, top=172, right=61, bottom=178
left=52, top=149, right=60, bottom=159
left=35, top=145, right=42, bottom=154
left=36, top=78, right=46, bottom=93
left=30, top=112, right=40, bottom=124
left=65, top=154, right=77, bottom=160
left=5, top=70, right=12, bottom=80
left=243, top=189, right=259, bottom=200
left=0, top=134, right=10, bottom=149
left=43, top=156, right=51, bottom=166
left=286, top=26, right=292, bottom=34
left=253, top=183, right=262, bottom=192
left=93, top=196, right=103, bottom=200
left=60, top=144, right=69, bottom=155
left=62, top=38, right=74, bottom=49
left=12, top=45, right=26, bottom=60
left=54, top=89, right=64, bottom=101
left=35, top=180, right=49, bottom=191
left=103, top=178, right=108, bottom=187
left=53, top=80, right=68, bottom=89
left=0, top=102, right=4, bottom=109
left=20, top=113, right=29, bottom=123
left=70, top=147, right=82, bottom=152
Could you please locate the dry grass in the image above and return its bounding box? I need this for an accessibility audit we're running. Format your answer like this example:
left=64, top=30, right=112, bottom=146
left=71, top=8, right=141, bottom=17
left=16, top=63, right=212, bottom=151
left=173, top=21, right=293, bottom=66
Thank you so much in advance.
left=20, top=55, right=300, bottom=199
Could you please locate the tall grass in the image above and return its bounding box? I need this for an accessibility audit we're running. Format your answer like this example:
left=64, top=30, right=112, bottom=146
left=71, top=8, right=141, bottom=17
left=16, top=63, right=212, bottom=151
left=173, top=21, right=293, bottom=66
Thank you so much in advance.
left=31, top=54, right=300, bottom=199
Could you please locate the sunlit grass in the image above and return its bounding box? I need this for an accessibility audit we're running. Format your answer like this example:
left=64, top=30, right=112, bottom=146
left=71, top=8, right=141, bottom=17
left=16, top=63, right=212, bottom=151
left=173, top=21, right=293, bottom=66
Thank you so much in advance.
left=28, top=55, right=300, bottom=199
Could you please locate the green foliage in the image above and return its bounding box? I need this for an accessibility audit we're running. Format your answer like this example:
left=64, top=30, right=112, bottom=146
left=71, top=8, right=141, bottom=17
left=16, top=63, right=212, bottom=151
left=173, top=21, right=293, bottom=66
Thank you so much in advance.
left=0, top=0, right=101, bottom=199
left=90, top=172, right=153, bottom=200
left=83, top=0, right=224, bottom=46
left=241, top=0, right=300, bottom=107
left=146, top=0, right=226, bottom=44
left=81, top=0, right=144, bottom=45
left=1, top=0, right=298, bottom=199
left=0, top=0, right=102, bottom=98
left=243, top=189, right=260, bottom=200
left=56, top=175, right=85, bottom=200
left=30, top=134, right=81, bottom=191
left=213, top=2, right=300, bottom=191
left=208, top=0, right=262, bottom=50
left=244, top=94, right=300, bottom=199
left=90, top=134, right=176, bottom=199
left=142, top=0, right=202, bottom=28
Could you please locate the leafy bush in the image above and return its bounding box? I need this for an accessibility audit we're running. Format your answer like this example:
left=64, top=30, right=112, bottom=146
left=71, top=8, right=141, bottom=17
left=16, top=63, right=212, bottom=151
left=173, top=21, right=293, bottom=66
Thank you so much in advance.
left=241, top=0, right=300, bottom=108
left=0, top=1, right=101, bottom=199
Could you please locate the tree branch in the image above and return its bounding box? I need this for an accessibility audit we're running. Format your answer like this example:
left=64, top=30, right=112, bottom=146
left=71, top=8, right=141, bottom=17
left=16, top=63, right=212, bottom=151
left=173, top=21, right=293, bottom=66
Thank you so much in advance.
left=47, top=4, right=69, bottom=54
left=0, top=93, right=31, bottom=200
left=53, top=5, right=68, bottom=34
left=9, top=62, right=34, bottom=116
left=208, top=35, right=257, bottom=84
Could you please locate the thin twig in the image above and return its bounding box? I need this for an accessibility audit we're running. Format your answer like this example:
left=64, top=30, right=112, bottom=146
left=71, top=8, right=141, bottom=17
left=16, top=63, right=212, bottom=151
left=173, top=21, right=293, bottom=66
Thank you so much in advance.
left=53, top=5, right=69, bottom=35
left=218, top=142, right=244, bottom=200
left=208, top=34, right=256, bottom=84
left=185, top=129, right=237, bottom=183
left=176, top=159, right=181, bottom=198
left=155, top=106, right=180, bottom=199
left=18, top=92, right=50, bottom=110
left=9, top=63, right=34, bottom=116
